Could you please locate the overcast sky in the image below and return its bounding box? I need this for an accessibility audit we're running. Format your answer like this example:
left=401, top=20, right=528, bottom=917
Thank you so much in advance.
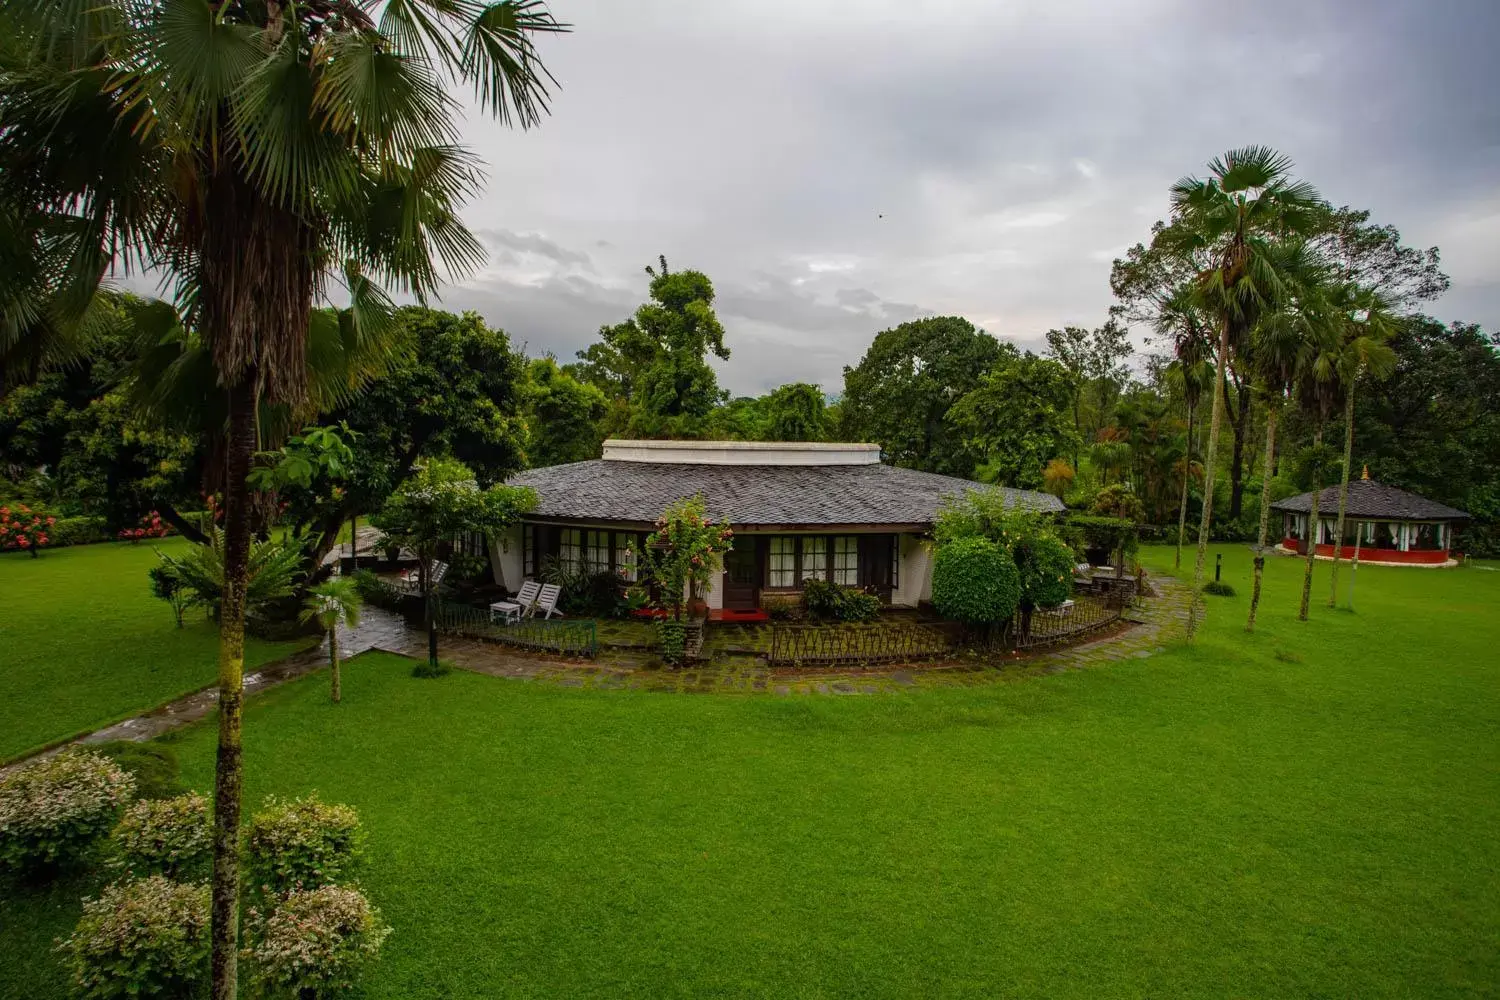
left=435, top=0, right=1500, bottom=396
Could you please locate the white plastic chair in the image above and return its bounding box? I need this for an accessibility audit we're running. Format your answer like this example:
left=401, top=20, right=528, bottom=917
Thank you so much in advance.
left=491, top=580, right=540, bottom=624
left=527, top=583, right=563, bottom=619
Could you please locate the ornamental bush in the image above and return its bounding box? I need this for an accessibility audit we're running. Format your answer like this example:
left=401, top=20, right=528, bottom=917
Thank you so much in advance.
left=930, top=537, right=1020, bottom=625
left=0, top=750, right=135, bottom=873
left=0, top=502, right=55, bottom=556
left=50, top=515, right=109, bottom=547
left=244, top=795, right=362, bottom=896
left=244, top=884, right=391, bottom=999
left=59, top=876, right=210, bottom=1000
left=1014, top=533, right=1076, bottom=611
left=91, top=741, right=186, bottom=800
left=802, top=579, right=882, bottom=622
left=112, top=792, right=211, bottom=878
left=656, top=619, right=687, bottom=665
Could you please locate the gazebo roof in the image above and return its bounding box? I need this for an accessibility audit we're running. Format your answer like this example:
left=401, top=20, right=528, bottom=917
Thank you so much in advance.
left=1269, top=478, right=1469, bottom=521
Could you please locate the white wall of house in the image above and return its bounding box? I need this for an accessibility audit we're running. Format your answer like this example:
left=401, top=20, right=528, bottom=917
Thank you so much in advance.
left=490, top=523, right=524, bottom=589
left=892, top=534, right=932, bottom=607
left=602, top=438, right=880, bottom=466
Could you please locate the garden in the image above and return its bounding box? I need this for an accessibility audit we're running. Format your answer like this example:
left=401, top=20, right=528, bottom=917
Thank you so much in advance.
left=2, top=542, right=1497, bottom=998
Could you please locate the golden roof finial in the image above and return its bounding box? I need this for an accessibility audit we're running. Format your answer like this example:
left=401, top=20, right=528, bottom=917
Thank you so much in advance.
left=1361, top=465, right=1370, bottom=480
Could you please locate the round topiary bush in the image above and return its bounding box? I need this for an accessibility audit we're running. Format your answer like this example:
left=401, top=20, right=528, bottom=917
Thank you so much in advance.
left=112, top=792, right=211, bottom=878
left=1016, top=533, right=1077, bottom=610
left=245, top=884, right=391, bottom=999
left=1203, top=580, right=1237, bottom=597
left=244, top=795, right=362, bottom=897
left=931, top=536, right=1021, bottom=625
left=59, top=875, right=210, bottom=1000
left=0, top=750, right=135, bottom=874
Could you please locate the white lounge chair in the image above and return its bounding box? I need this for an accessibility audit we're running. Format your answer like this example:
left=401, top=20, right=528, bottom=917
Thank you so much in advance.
left=394, top=560, right=447, bottom=597
left=526, top=582, right=563, bottom=619
left=490, top=580, right=540, bottom=624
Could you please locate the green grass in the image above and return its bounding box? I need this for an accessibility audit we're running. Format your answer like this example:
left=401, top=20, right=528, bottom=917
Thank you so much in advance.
left=0, top=540, right=309, bottom=761
left=3, top=544, right=1498, bottom=997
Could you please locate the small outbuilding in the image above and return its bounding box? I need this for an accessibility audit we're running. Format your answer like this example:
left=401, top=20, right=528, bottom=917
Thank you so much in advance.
left=1271, top=471, right=1469, bottom=566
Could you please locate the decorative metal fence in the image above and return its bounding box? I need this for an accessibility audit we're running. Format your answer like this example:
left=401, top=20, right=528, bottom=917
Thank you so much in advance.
left=434, top=601, right=598, bottom=658
left=767, top=621, right=961, bottom=667
left=1007, top=592, right=1122, bottom=650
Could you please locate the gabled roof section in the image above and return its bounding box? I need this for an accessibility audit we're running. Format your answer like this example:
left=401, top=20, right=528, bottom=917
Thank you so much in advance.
left=1269, top=478, right=1469, bottom=520
left=507, top=457, right=1065, bottom=529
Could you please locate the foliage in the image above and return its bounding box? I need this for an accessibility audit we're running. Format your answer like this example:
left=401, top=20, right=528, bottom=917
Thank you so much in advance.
left=46, top=515, right=109, bottom=547
left=1012, top=532, right=1076, bottom=612
left=148, top=564, right=197, bottom=628
left=244, top=796, right=362, bottom=898
left=153, top=527, right=303, bottom=618
left=656, top=620, right=688, bottom=666
left=636, top=496, right=733, bottom=621
left=758, top=383, right=830, bottom=442
left=760, top=594, right=802, bottom=621
left=117, top=510, right=169, bottom=543
left=1202, top=580, right=1237, bottom=597
left=1064, top=515, right=1139, bottom=564
left=1091, top=485, right=1145, bottom=522
left=952, top=350, right=1079, bottom=489
left=0, top=751, right=135, bottom=872
left=247, top=424, right=359, bottom=492
left=411, top=659, right=453, bottom=679
left=58, top=876, right=210, bottom=1000
left=1, top=502, right=53, bottom=555
left=539, top=561, right=623, bottom=618
left=801, top=579, right=882, bottom=623
left=372, top=472, right=536, bottom=571
left=244, top=884, right=391, bottom=999
left=1042, top=459, right=1075, bottom=499
left=1292, top=442, right=1342, bottom=492
left=90, top=742, right=186, bottom=802
left=1043, top=319, right=1134, bottom=452
left=111, top=792, right=211, bottom=878
left=300, top=577, right=363, bottom=637
left=930, top=537, right=1021, bottom=626
left=521, top=357, right=608, bottom=467
left=840, top=317, right=1004, bottom=476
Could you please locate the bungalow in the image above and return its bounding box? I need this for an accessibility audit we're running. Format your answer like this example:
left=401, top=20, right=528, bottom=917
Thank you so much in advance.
left=492, top=439, right=1064, bottom=614
left=1271, top=470, right=1469, bottom=566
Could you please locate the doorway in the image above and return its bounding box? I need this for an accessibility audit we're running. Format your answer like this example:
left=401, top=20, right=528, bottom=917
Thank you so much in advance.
left=722, top=545, right=760, bottom=611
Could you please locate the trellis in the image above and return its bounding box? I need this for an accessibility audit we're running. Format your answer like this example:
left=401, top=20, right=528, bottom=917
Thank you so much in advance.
left=767, top=621, right=961, bottom=667
left=434, top=600, right=598, bottom=658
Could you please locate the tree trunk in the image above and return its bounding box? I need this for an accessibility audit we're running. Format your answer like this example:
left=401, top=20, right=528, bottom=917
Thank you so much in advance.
left=1349, top=527, right=1360, bottom=611
left=1246, top=403, right=1279, bottom=632
left=1298, top=430, right=1324, bottom=622
left=1225, top=371, right=1251, bottom=520
left=210, top=373, right=256, bottom=1000
left=1188, top=320, right=1231, bottom=641
left=1328, top=384, right=1357, bottom=607
left=422, top=558, right=439, bottom=668
left=1175, top=397, right=1194, bottom=571
left=329, top=627, right=341, bottom=703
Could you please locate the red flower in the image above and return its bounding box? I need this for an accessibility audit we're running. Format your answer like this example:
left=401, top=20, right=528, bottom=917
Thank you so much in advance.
left=46, top=516, right=55, bottom=525
left=36, top=535, right=47, bottom=545
left=17, top=536, right=29, bottom=547
left=0, top=506, right=9, bottom=516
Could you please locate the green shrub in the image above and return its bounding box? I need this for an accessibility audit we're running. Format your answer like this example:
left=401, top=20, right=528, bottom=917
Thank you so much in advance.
left=1090, top=484, right=1144, bottom=521
left=1202, top=580, right=1237, bottom=597
left=244, top=795, right=362, bottom=897
left=0, top=750, right=135, bottom=873
left=350, top=569, right=402, bottom=610
left=802, top=579, right=882, bottom=622
left=90, top=741, right=186, bottom=800
left=245, top=884, right=391, bottom=999
left=112, top=792, right=211, bottom=878
left=59, top=875, right=211, bottom=1000
left=657, top=620, right=687, bottom=665
left=50, top=515, right=109, bottom=547
left=760, top=594, right=801, bottom=621
left=1015, top=533, right=1076, bottom=610
left=411, top=659, right=451, bottom=678
left=931, top=537, right=1020, bottom=625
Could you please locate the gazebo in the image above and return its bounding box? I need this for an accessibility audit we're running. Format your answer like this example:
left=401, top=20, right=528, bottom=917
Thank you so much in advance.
left=1271, top=470, right=1469, bottom=566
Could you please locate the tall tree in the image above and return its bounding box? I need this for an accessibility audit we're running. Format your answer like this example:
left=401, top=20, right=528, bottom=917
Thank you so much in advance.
left=758, top=382, right=830, bottom=442
left=521, top=356, right=607, bottom=467
left=0, top=3, right=567, bottom=997
left=1043, top=318, right=1133, bottom=461
left=1325, top=285, right=1397, bottom=606
left=1152, top=286, right=1212, bottom=569
left=1123, top=147, right=1321, bottom=638
left=840, top=317, right=1003, bottom=477
left=948, top=352, right=1078, bottom=489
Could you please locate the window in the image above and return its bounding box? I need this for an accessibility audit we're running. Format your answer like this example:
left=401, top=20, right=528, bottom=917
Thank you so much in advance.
left=800, top=536, right=827, bottom=583
left=769, top=537, right=797, bottom=588
left=585, top=530, right=610, bottom=573
left=523, top=525, right=536, bottom=578
left=890, top=535, right=901, bottom=590
left=616, top=533, right=638, bottom=582
left=559, top=528, right=582, bottom=571
left=833, top=536, right=858, bottom=585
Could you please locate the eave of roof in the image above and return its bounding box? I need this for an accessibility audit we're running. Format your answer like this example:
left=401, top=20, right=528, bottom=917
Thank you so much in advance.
left=1268, top=479, right=1469, bottom=520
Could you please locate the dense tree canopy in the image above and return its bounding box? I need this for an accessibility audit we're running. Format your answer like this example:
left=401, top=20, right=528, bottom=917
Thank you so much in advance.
left=948, top=350, right=1077, bottom=490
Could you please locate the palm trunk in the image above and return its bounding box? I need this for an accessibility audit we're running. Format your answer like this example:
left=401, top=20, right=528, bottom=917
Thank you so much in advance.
left=210, top=373, right=256, bottom=1000
left=1188, top=321, right=1230, bottom=641
left=329, top=627, right=341, bottom=703
left=1298, top=429, right=1323, bottom=622
left=1175, top=397, right=1194, bottom=571
left=1348, top=527, right=1360, bottom=611
left=1328, top=384, right=1357, bottom=607
left=423, top=558, right=439, bottom=668
left=1246, top=403, right=1279, bottom=632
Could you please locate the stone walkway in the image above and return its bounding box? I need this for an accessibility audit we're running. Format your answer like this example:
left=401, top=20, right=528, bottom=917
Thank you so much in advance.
left=16, top=576, right=1195, bottom=764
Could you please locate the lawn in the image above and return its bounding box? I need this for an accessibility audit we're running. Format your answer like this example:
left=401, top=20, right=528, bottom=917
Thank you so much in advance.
left=2, top=544, right=1498, bottom=998
left=0, top=540, right=310, bottom=761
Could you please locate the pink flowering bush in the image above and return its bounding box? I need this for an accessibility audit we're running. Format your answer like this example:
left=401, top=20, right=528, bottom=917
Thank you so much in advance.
left=0, top=503, right=54, bottom=557
left=244, top=795, right=362, bottom=897
left=244, top=884, right=391, bottom=998
left=111, top=792, right=211, bottom=878
left=118, top=510, right=169, bottom=543
left=0, top=750, right=135, bottom=872
left=59, top=875, right=210, bottom=999
left=636, top=495, right=733, bottom=623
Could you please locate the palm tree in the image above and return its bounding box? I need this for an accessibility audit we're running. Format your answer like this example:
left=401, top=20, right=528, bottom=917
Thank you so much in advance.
left=1155, top=285, right=1212, bottom=570
left=1326, top=284, right=1397, bottom=607
left=1295, top=339, right=1346, bottom=621
left=300, top=576, right=363, bottom=703
left=0, top=3, right=566, bottom=996
left=1162, top=147, right=1322, bottom=638
left=1245, top=241, right=1333, bottom=631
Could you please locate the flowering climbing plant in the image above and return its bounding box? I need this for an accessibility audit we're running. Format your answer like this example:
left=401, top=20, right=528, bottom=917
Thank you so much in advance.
left=0, top=503, right=54, bottom=557
left=637, top=495, right=733, bottom=622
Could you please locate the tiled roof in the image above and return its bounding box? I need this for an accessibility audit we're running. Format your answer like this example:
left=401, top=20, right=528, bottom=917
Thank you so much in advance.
left=1269, top=478, right=1469, bottom=520
left=506, top=460, right=1065, bottom=528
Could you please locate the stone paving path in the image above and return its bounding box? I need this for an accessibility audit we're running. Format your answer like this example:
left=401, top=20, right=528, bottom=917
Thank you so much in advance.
left=14, top=576, right=1195, bottom=765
